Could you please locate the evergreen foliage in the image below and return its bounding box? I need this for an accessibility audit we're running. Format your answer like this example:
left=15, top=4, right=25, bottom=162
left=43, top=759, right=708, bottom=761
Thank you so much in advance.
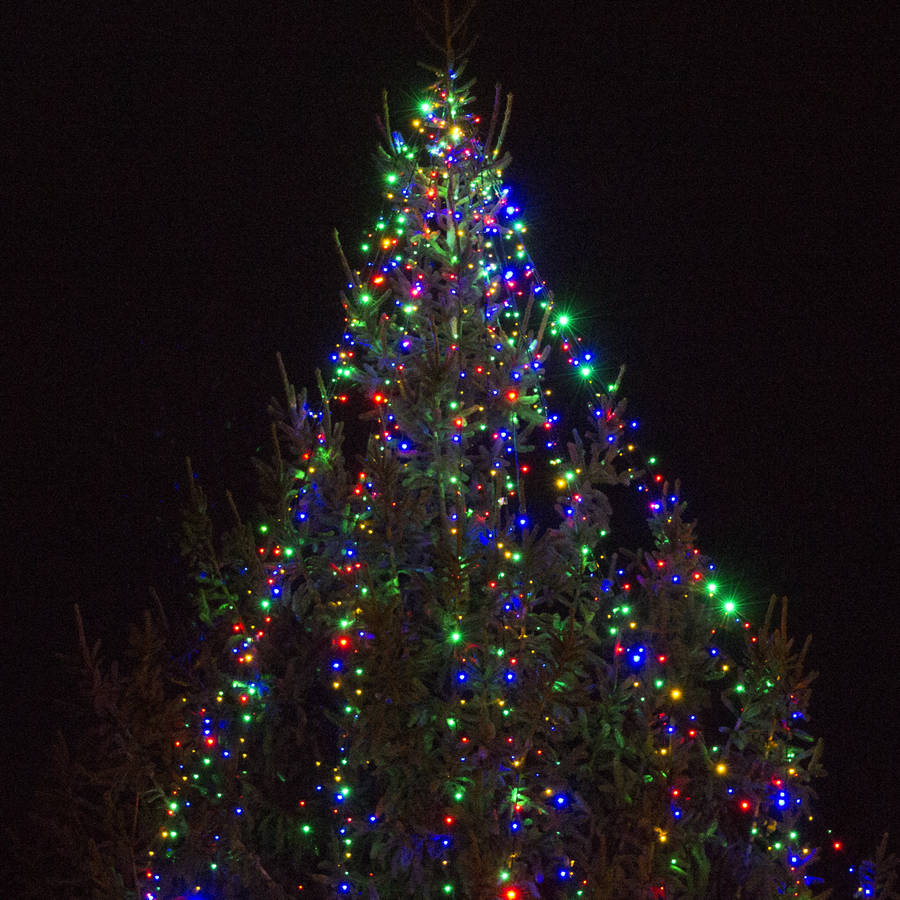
left=16, top=46, right=896, bottom=900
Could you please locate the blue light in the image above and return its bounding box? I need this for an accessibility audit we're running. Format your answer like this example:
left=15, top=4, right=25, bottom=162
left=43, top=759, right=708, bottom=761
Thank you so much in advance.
left=627, top=645, right=647, bottom=669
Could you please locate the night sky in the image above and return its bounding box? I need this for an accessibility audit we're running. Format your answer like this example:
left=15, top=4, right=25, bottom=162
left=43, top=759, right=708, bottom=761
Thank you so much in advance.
left=6, top=2, right=896, bottom=860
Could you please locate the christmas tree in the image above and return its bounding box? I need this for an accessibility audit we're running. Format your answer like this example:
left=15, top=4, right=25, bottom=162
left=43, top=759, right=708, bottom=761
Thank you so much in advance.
left=22, top=19, right=895, bottom=900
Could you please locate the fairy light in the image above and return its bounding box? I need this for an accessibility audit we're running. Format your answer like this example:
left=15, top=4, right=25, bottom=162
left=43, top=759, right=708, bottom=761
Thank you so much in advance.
left=131, top=61, right=841, bottom=900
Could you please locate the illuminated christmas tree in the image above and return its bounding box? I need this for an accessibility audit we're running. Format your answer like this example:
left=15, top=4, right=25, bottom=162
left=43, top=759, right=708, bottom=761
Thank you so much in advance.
left=26, top=31, right=855, bottom=900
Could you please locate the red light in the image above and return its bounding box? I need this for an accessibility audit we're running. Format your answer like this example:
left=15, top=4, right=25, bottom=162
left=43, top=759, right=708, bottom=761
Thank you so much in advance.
left=739, top=799, right=751, bottom=811
left=506, top=390, right=519, bottom=402
left=444, top=816, right=454, bottom=826
left=833, top=841, right=843, bottom=851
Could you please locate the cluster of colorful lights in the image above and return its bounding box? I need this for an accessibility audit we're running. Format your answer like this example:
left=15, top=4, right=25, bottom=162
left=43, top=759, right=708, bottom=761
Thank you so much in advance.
left=137, top=67, right=858, bottom=898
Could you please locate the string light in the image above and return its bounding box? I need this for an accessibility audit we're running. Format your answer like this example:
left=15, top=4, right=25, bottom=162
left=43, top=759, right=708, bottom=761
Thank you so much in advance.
left=135, top=61, right=840, bottom=900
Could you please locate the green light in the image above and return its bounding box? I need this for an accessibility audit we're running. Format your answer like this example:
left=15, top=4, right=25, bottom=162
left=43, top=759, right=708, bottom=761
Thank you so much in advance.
left=580, top=365, right=592, bottom=378
left=454, top=790, right=464, bottom=801
left=386, top=173, right=398, bottom=184
left=302, top=824, right=311, bottom=834
left=648, top=456, right=657, bottom=465
left=284, top=546, right=294, bottom=557
left=558, top=314, right=570, bottom=327
left=446, top=717, right=456, bottom=728
left=449, top=631, right=462, bottom=643
left=420, top=102, right=431, bottom=114
left=359, top=293, right=371, bottom=304
left=707, top=582, right=718, bottom=595
left=443, top=885, right=453, bottom=894
left=734, top=683, right=745, bottom=693
left=259, top=524, right=268, bottom=534
left=723, top=599, right=736, bottom=613
left=499, top=869, right=510, bottom=882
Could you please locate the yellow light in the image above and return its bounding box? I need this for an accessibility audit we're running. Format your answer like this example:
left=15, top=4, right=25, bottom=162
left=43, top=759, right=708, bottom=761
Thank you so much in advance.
left=670, top=688, right=682, bottom=700
left=716, top=763, right=727, bottom=775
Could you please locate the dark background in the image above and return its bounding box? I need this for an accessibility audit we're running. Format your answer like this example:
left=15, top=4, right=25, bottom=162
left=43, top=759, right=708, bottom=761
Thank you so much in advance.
left=5, top=0, right=896, bottom=863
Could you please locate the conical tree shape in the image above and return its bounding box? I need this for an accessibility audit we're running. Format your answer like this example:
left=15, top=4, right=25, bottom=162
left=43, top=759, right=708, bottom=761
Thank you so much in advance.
left=98, top=65, right=828, bottom=900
